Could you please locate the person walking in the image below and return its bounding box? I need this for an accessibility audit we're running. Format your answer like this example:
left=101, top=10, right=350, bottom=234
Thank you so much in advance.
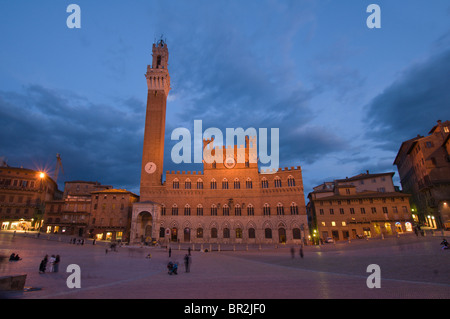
left=290, top=247, right=295, bottom=259
left=299, top=246, right=304, bottom=259
left=168, top=247, right=172, bottom=258
left=54, top=255, right=60, bottom=272
left=49, top=255, right=56, bottom=272
left=184, top=254, right=191, bottom=273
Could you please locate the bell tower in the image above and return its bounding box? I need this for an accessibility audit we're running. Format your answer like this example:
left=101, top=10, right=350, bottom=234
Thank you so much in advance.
left=140, top=39, right=171, bottom=199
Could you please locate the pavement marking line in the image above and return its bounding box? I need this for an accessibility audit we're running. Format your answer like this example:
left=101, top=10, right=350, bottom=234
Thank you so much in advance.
left=225, top=253, right=450, bottom=289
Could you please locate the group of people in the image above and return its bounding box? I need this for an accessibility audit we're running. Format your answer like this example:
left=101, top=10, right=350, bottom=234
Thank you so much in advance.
left=70, top=238, right=85, bottom=245
left=290, top=246, right=304, bottom=259
left=166, top=248, right=192, bottom=275
left=39, top=254, right=60, bottom=274
left=9, top=253, right=22, bottom=261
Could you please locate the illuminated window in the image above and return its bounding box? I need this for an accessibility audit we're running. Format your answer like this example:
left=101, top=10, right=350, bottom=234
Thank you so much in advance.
left=331, top=221, right=336, bottom=226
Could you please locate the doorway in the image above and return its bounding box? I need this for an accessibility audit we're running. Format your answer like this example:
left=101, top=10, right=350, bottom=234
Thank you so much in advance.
left=278, top=228, right=286, bottom=243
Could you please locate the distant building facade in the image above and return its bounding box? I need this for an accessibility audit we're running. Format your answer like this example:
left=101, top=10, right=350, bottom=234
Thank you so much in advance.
left=43, top=181, right=112, bottom=237
left=131, top=41, right=308, bottom=245
left=307, top=172, right=413, bottom=242
left=0, top=165, right=60, bottom=231
left=89, top=189, right=139, bottom=242
left=43, top=181, right=139, bottom=241
left=394, top=120, right=450, bottom=230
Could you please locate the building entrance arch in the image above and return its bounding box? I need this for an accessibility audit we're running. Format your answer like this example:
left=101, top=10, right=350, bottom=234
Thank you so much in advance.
left=137, top=211, right=153, bottom=242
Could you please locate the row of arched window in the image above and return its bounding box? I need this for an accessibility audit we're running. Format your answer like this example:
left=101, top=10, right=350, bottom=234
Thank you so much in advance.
left=159, top=226, right=302, bottom=240
left=172, top=176, right=296, bottom=189
left=160, top=202, right=300, bottom=216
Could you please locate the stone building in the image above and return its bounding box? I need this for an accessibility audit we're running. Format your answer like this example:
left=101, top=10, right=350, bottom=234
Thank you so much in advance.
left=43, top=181, right=112, bottom=236
left=0, top=165, right=60, bottom=231
left=394, top=120, right=450, bottom=230
left=89, top=189, right=139, bottom=242
left=131, top=40, right=308, bottom=245
left=307, top=172, right=413, bottom=242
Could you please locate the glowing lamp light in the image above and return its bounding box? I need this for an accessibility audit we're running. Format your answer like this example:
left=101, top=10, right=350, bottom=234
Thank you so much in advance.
left=39, top=172, right=45, bottom=178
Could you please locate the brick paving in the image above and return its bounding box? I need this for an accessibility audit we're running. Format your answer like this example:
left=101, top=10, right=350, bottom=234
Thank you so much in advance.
left=0, top=231, right=449, bottom=299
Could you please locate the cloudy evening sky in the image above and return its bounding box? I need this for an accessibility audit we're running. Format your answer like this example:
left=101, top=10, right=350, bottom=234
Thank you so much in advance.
left=1, top=0, right=450, bottom=199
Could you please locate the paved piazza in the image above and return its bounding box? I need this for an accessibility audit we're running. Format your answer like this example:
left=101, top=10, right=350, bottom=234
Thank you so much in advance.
left=0, top=231, right=449, bottom=299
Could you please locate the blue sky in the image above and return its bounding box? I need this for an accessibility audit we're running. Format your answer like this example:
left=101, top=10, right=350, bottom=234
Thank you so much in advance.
left=1, top=0, right=450, bottom=198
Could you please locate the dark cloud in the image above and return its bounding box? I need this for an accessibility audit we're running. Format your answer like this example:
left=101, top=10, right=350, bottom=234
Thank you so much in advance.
left=0, top=85, right=144, bottom=193
left=364, top=48, right=450, bottom=151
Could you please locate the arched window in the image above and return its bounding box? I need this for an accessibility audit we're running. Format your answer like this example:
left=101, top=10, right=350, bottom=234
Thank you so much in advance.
left=265, top=228, right=272, bottom=239
left=247, top=204, right=254, bottom=216
left=210, top=178, right=217, bottom=189
left=222, top=178, right=229, bottom=189
left=222, top=204, right=230, bottom=216
left=290, top=202, right=299, bottom=215
left=161, top=204, right=166, bottom=216
left=173, top=178, right=179, bottom=189
left=234, top=204, right=241, bottom=216
left=293, top=228, right=301, bottom=239
left=287, top=175, right=295, bottom=187
left=246, top=177, right=252, bottom=189
left=171, top=204, right=178, bottom=216
left=234, top=178, right=240, bottom=189
left=261, top=177, right=269, bottom=189
left=276, top=203, right=284, bottom=215
left=248, top=228, right=256, bottom=238
left=223, top=228, right=230, bottom=238
left=197, top=179, right=203, bottom=189
left=211, top=204, right=218, bottom=216
left=196, top=204, right=203, bottom=216
left=197, top=228, right=203, bottom=238
left=263, top=203, right=271, bottom=216
left=184, top=204, right=191, bottom=216
left=211, top=228, right=218, bottom=238
left=185, top=178, right=191, bottom=189
left=274, top=176, right=282, bottom=188
left=236, top=228, right=242, bottom=239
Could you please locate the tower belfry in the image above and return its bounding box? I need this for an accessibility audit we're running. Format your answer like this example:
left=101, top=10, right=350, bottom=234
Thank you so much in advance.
left=140, top=40, right=171, bottom=199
